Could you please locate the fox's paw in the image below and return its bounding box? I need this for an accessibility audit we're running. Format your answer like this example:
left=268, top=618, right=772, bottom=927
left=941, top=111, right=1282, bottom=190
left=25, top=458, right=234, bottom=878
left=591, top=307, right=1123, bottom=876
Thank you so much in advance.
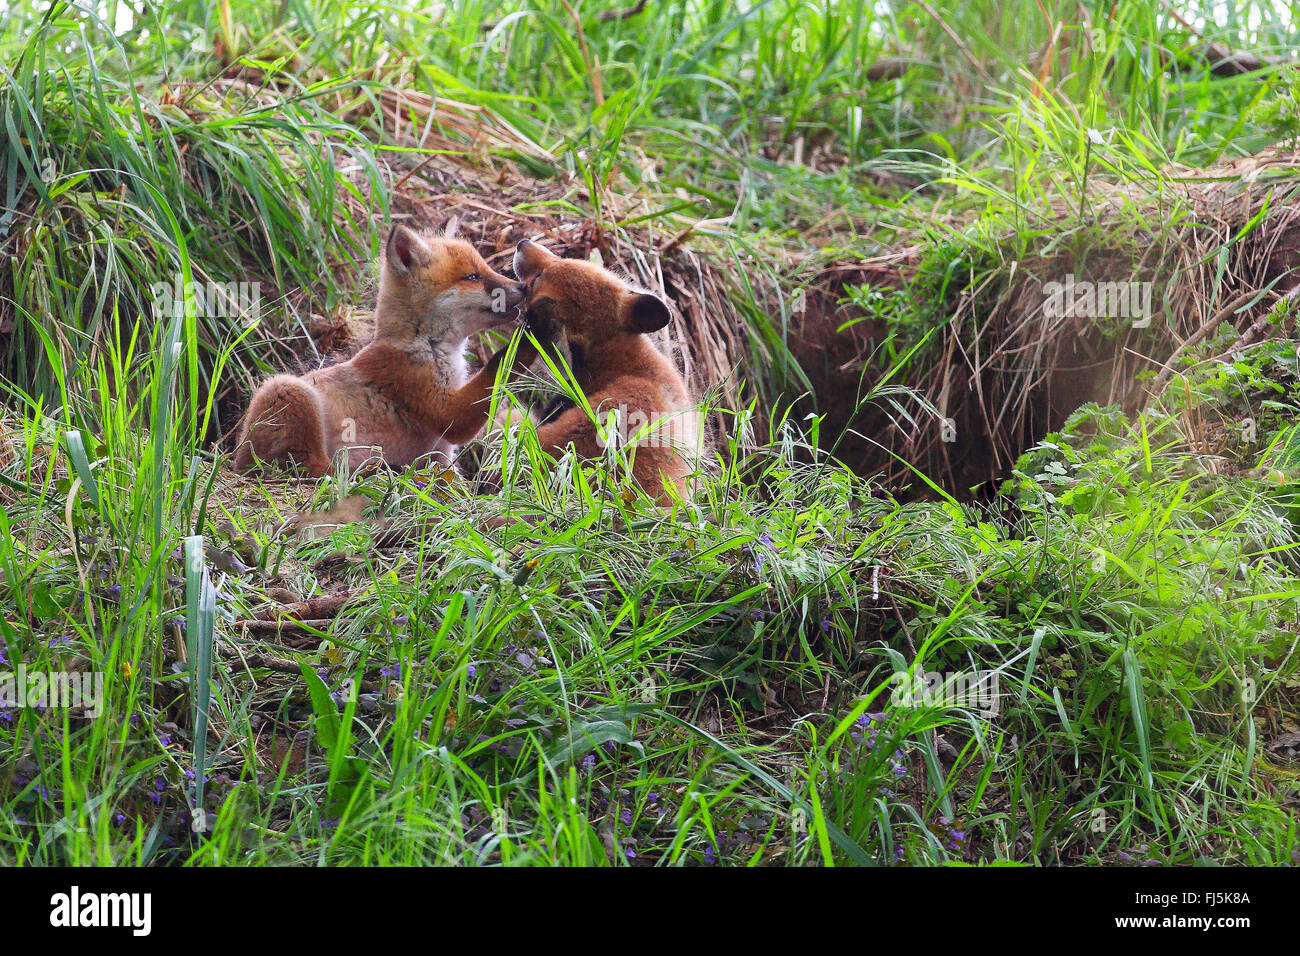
left=523, top=298, right=559, bottom=344
left=523, top=301, right=574, bottom=372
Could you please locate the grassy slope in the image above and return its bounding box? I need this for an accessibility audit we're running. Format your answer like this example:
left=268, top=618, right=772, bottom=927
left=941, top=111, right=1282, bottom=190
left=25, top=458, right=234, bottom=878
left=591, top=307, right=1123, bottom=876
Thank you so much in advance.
left=1, top=0, right=1298, bottom=865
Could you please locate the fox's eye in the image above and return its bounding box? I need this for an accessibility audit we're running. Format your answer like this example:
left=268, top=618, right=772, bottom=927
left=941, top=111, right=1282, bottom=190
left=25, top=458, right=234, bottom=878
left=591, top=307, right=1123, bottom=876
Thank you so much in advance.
left=464, top=273, right=480, bottom=282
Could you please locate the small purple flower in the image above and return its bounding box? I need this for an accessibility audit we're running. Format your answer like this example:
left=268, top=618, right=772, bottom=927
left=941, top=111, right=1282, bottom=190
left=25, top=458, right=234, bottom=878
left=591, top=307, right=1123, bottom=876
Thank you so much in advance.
left=157, top=733, right=173, bottom=748
left=625, top=848, right=637, bottom=860
left=106, top=584, right=121, bottom=598
left=820, top=616, right=831, bottom=633
left=154, top=777, right=166, bottom=792
left=0, top=643, right=7, bottom=664
left=620, top=808, right=633, bottom=826
left=467, top=664, right=477, bottom=678
left=113, top=813, right=128, bottom=827
left=379, top=663, right=403, bottom=681
left=889, top=748, right=907, bottom=775
left=579, top=754, right=596, bottom=774
left=703, top=844, right=717, bottom=865
left=894, top=846, right=905, bottom=862
left=648, top=792, right=659, bottom=804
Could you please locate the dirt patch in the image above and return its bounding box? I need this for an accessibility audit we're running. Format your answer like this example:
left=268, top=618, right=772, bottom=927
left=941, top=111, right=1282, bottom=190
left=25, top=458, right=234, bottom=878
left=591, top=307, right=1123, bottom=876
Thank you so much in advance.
left=780, top=152, right=1300, bottom=495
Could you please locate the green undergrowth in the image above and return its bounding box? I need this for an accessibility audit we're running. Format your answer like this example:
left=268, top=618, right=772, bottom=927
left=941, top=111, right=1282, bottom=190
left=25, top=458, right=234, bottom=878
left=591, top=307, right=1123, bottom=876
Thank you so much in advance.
left=2, top=325, right=1299, bottom=863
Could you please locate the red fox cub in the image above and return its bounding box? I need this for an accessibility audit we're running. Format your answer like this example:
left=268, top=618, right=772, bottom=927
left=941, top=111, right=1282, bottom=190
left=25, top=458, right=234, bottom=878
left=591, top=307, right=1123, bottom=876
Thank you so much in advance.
left=234, top=223, right=536, bottom=477
left=512, top=238, right=699, bottom=504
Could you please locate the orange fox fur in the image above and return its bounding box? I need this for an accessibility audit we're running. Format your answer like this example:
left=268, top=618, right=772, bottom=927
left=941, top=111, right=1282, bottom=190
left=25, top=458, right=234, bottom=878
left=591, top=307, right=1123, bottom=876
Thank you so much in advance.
left=513, top=238, right=699, bottom=504
left=234, top=224, right=536, bottom=476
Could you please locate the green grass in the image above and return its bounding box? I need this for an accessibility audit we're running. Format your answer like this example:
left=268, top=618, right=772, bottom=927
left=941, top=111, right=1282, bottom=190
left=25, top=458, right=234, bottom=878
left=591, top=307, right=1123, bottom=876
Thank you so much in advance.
left=2, top=0, right=1299, bottom=866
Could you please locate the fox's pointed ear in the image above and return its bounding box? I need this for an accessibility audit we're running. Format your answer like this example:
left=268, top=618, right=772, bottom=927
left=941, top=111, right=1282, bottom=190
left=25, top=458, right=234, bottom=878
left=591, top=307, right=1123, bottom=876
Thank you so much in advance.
left=436, top=214, right=460, bottom=239
left=386, top=225, right=433, bottom=273
left=514, top=238, right=557, bottom=281
left=623, top=292, right=671, bottom=333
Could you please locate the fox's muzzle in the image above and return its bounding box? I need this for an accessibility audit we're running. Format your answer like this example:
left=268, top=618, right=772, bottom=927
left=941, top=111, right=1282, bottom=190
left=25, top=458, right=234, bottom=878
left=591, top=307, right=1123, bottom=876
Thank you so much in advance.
left=514, top=237, right=557, bottom=283
left=482, top=270, right=525, bottom=313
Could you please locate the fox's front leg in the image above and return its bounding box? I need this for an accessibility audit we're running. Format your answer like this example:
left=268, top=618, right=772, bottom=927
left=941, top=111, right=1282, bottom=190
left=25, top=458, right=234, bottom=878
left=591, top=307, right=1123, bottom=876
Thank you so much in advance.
left=234, top=375, right=332, bottom=477
left=436, top=332, right=543, bottom=445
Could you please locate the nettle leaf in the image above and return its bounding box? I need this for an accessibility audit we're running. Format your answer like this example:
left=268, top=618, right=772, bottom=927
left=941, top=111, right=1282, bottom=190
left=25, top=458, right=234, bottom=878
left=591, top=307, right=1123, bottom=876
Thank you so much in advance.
left=299, top=661, right=364, bottom=814
left=31, top=581, right=62, bottom=619
left=299, top=661, right=341, bottom=754
left=546, top=719, right=637, bottom=765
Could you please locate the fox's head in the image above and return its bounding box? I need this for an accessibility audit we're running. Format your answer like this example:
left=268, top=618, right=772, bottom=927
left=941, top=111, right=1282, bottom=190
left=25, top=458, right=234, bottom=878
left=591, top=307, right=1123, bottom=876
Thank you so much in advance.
left=513, top=239, right=671, bottom=362
left=377, top=222, right=524, bottom=344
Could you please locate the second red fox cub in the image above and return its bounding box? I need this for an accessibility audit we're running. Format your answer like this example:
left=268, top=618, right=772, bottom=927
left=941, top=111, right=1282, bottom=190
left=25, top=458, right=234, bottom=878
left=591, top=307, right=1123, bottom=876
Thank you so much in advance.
left=513, top=238, right=699, bottom=504
left=234, top=223, right=535, bottom=476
